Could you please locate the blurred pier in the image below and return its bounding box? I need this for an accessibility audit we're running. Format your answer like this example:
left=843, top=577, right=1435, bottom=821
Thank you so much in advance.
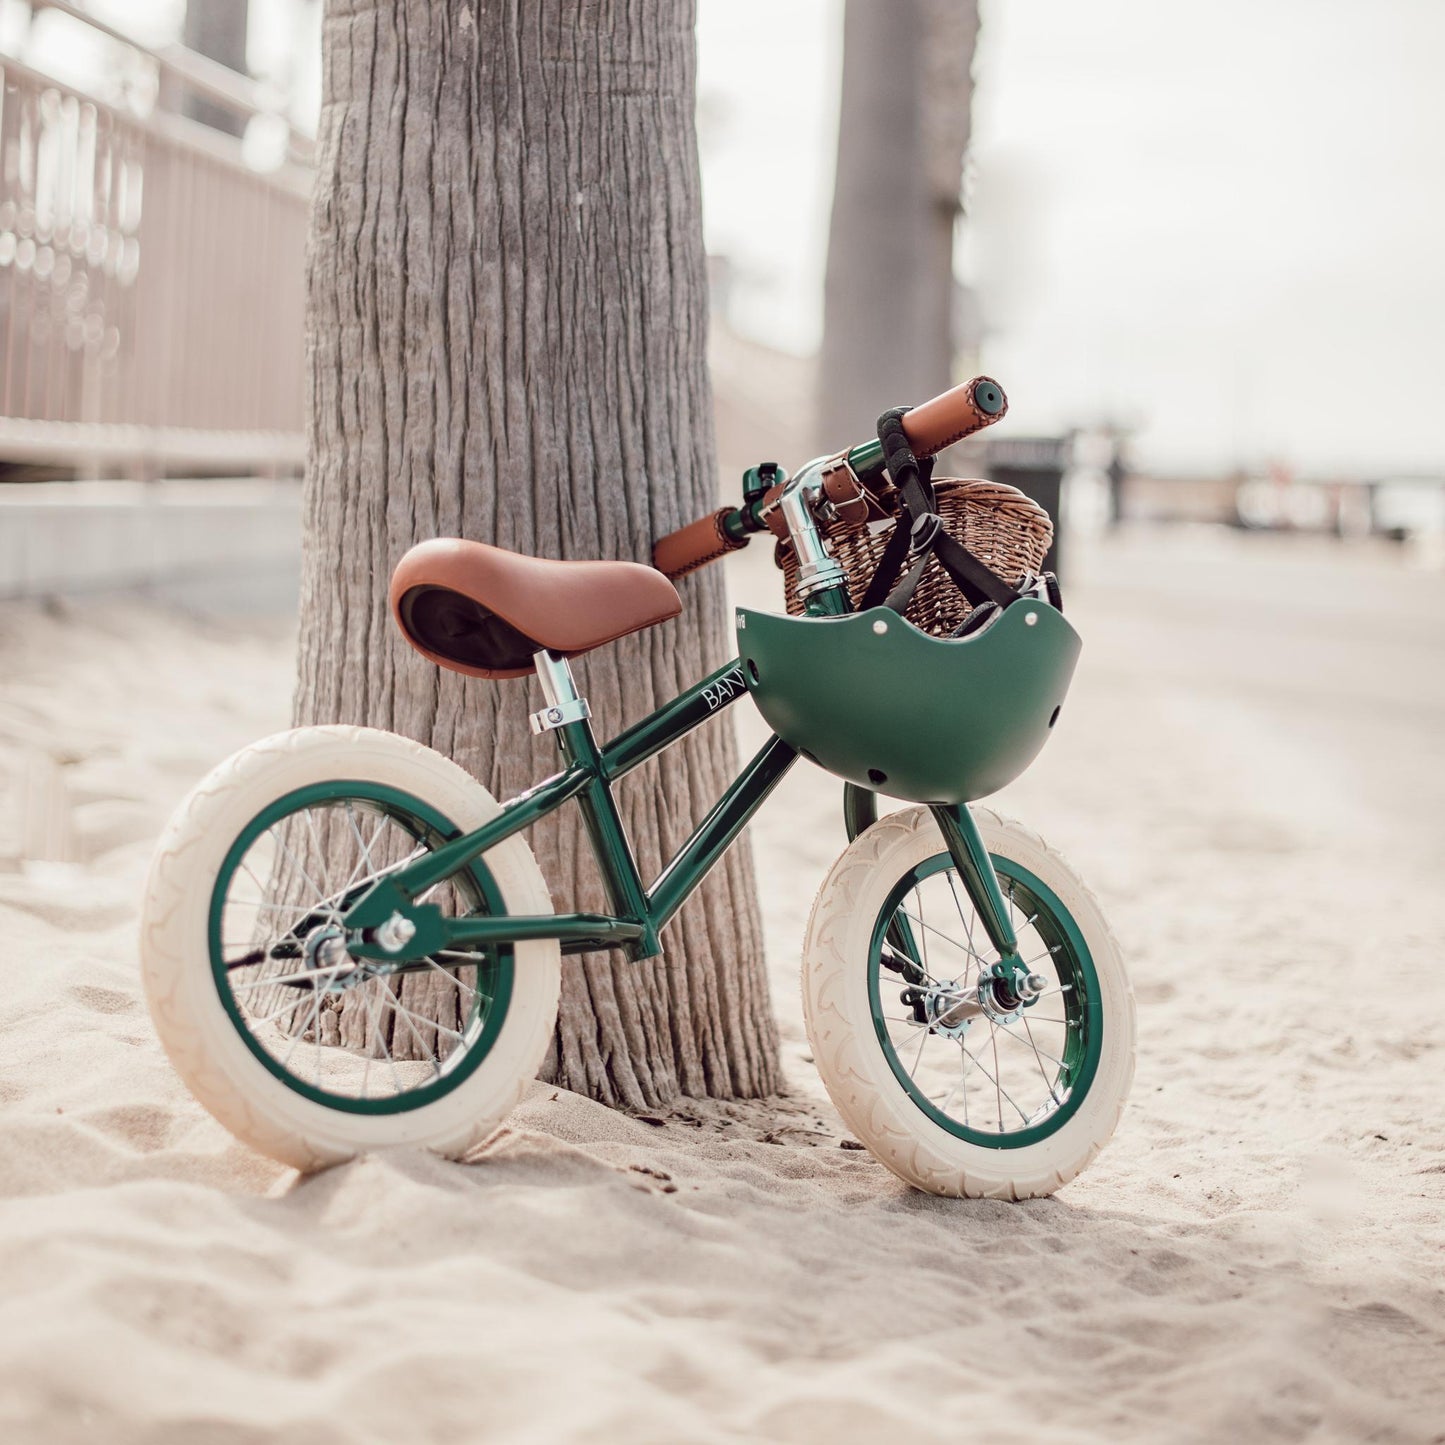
left=0, top=1, right=309, bottom=482
left=0, top=1, right=309, bottom=599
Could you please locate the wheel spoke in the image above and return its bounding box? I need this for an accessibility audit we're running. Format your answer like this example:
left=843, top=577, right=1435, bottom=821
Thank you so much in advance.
left=898, top=908, right=990, bottom=977
left=1022, top=943, right=1063, bottom=967
left=911, top=886, right=934, bottom=984
left=238, top=860, right=322, bottom=944
left=991, top=1027, right=1003, bottom=1130
left=342, top=800, right=380, bottom=891
left=232, top=961, right=352, bottom=993
left=282, top=983, right=326, bottom=1071
left=1003, top=1018, right=1067, bottom=1072
left=394, top=995, right=464, bottom=1043
left=302, top=806, right=334, bottom=900
left=944, top=869, right=983, bottom=979
left=1000, top=1016, right=1065, bottom=1105
left=422, top=954, right=481, bottom=995
left=242, top=845, right=429, bottom=942
left=378, top=994, right=407, bottom=1092
left=269, top=827, right=335, bottom=928
left=908, top=1017, right=931, bottom=1079
left=360, top=980, right=383, bottom=1100
left=966, top=1035, right=1031, bottom=1128
left=937, top=1048, right=970, bottom=1117
left=248, top=992, right=316, bottom=1029
left=388, top=993, right=444, bottom=1078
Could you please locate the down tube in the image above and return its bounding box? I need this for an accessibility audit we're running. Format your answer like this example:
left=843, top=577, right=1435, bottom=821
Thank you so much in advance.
left=647, top=734, right=798, bottom=931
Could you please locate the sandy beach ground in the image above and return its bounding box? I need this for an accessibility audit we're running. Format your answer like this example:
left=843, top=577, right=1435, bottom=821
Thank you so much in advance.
left=0, top=526, right=1441, bottom=1444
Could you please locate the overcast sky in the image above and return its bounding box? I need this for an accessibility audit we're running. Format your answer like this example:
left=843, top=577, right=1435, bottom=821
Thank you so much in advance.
left=700, top=0, right=1445, bottom=477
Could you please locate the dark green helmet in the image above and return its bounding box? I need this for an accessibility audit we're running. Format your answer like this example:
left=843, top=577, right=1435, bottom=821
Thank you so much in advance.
left=736, top=602, right=1081, bottom=805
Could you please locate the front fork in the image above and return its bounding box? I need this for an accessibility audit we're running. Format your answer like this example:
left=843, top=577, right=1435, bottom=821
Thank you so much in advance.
left=842, top=784, right=1025, bottom=975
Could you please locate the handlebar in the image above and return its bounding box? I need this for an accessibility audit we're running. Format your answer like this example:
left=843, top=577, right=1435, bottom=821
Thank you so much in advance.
left=652, top=376, right=1008, bottom=580
left=898, top=375, right=1007, bottom=459
left=651, top=507, right=749, bottom=580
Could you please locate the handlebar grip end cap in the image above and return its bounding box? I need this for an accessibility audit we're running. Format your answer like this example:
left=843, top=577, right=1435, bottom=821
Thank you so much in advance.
left=973, top=379, right=1005, bottom=415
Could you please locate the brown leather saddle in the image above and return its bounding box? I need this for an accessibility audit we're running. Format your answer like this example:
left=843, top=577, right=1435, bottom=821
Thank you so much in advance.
left=390, top=539, right=682, bottom=679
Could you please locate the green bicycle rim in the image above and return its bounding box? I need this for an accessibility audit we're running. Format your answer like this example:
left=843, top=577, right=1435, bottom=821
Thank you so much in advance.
left=867, top=852, right=1102, bottom=1149
left=208, top=779, right=515, bottom=1116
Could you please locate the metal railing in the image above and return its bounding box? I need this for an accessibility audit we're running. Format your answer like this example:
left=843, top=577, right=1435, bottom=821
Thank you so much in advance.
left=0, top=3, right=309, bottom=477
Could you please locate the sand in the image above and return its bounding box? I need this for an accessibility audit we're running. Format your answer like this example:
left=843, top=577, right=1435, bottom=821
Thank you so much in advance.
left=0, top=528, right=1441, bottom=1444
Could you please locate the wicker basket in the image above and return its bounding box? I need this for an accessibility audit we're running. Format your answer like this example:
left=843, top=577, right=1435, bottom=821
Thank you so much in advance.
left=778, top=479, right=1053, bottom=638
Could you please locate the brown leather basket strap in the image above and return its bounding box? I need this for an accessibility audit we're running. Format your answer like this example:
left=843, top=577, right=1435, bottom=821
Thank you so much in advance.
left=653, top=509, right=747, bottom=580
left=758, top=483, right=791, bottom=540
left=819, top=460, right=870, bottom=525
left=900, top=376, right=1009, bottom=459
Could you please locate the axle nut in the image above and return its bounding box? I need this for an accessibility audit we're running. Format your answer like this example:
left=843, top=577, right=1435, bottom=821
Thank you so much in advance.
left=376, top=911, right=418, bottom=954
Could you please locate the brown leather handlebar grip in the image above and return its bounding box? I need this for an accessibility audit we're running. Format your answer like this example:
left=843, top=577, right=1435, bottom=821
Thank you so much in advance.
left=900, top=376, right=1008, bottom=458
left=653, top=508, right=747, bottom=580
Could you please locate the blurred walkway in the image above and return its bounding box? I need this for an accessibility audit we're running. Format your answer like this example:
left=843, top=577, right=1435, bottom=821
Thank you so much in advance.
left=0, top=479, right=301, bottom=611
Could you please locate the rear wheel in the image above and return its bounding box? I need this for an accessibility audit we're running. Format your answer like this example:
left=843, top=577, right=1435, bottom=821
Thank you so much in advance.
left=803, top=805, right=1134, bottom=1198
left=141, top=726, right=559, bottom=1170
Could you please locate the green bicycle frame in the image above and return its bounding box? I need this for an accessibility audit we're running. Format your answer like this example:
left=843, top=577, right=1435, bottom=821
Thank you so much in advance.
left=345, top=458, right=1030, bottom=976
left=344, top=659, right=799, bottom=962
left=343, top=644, right=1022, bottom=975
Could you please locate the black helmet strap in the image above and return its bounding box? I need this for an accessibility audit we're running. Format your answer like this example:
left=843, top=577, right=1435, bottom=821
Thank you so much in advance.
left=859, top=407, right=1018, bottom=616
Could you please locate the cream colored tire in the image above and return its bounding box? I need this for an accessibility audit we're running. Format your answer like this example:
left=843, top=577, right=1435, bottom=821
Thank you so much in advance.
left=803, top=805, right=1134, bottom=1199
left=140, top=725, right=559, bottom=1171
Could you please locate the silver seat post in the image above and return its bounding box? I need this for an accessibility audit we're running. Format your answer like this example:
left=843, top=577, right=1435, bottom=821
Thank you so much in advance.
left=530, top=651, right=592, bottom=735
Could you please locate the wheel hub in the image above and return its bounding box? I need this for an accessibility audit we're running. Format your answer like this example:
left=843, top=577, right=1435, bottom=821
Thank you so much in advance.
left=923, top=985, right=977, bottom=1038
left=975, top=964, right=1049, bottom=1024
left=909, top=964, right=1050, bottom=1034
left=303, top=924, right=369, bottom=993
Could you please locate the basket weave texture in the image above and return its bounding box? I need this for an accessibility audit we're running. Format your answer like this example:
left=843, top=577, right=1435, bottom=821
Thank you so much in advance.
left=779, top=479, right=1052, bottom=638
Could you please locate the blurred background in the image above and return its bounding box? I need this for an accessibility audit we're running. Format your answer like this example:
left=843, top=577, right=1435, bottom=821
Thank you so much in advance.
left=0, top=0, right=1440, bottom=605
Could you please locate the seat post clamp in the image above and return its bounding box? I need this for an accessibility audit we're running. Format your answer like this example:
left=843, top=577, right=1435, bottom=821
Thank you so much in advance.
left=531, top=650, right=591, bottom=733
left=529, top=696, right=591, bottom=734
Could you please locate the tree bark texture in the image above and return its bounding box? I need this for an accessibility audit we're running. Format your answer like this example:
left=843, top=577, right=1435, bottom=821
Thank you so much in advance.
left=295, top=0, right=779, bottom=1107
left=818, top=0, right=980, bottom=451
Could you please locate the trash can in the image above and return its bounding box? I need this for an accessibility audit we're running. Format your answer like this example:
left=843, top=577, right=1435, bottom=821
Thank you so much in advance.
left=952, top=435, right=1069, bottom=580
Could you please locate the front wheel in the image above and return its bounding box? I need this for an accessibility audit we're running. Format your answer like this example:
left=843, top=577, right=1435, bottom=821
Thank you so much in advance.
left=140, top=725, right=560, bottom=1170
left=803, top=806, right=1134, bottom=1199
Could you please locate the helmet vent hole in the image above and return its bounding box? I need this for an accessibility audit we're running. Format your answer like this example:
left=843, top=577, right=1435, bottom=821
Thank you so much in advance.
left=746, top=659, right=760, bottom=684
left=868, top=768, right=888, bottom=786
left=1048, top=706, right=1061, bottom=729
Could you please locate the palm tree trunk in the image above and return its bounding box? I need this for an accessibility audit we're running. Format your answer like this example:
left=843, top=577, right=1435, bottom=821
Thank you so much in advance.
left=295, top=0, right=779, bottom=1107
left=819, top=0, right=980, bottom=449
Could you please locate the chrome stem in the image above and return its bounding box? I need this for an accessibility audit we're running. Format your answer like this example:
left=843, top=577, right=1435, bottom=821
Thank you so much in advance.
left=778, top=457, right=849, bottom=598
